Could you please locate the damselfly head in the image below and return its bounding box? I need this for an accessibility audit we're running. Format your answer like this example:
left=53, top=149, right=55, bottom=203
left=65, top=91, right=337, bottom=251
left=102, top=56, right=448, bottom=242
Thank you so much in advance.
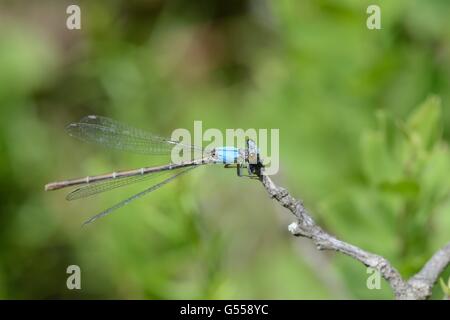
left=246, top=138, right=260, bottom=164
left=245, top=138, right=263, bottom=176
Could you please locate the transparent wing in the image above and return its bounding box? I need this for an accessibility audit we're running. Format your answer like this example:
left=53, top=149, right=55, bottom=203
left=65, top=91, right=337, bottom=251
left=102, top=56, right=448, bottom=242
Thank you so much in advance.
left=66, top=115, right=202, bottom=155
left=66, top=169, right=173, bottom=201
left=82, top=166, right=197, bottom=226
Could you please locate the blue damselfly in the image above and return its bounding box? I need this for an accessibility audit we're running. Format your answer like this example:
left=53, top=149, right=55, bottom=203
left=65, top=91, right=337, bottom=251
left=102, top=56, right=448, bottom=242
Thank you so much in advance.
left=45, top=115, right=263, bottom=225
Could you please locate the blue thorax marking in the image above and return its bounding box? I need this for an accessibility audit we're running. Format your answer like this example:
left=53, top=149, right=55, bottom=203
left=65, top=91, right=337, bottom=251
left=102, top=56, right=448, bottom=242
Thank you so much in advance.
left=215, top=147, right=239, bottom=164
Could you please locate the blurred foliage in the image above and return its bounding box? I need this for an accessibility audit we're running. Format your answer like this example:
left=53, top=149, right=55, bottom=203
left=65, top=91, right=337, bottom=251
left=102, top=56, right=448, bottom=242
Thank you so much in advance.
left=0, top=0, right=449, bottom=299
left=440, top=277, right=450, bottom=299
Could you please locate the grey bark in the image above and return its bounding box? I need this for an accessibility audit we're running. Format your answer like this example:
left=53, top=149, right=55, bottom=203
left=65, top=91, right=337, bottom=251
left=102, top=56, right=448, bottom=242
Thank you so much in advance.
left=259, top=174, right=450, bottom=300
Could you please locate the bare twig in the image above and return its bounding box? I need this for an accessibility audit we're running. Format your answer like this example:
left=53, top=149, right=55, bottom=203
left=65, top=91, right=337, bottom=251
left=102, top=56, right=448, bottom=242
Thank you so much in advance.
left=259, top=174, right=450, bottom=299
left=405, top=242, right=450, bottom=299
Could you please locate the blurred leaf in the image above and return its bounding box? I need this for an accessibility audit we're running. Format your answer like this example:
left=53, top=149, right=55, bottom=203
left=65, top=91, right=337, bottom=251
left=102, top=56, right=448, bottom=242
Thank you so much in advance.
left=360, top=111, right=399, bottom=184
left=405, top=95, right=442, bottom=151
left=419, top=143, right=450, bottom=203
left=439, top=277, right=449, bottom=297
left=379, top=179, right=420, bottom=198
left=0, top=26, right=57, bottom=101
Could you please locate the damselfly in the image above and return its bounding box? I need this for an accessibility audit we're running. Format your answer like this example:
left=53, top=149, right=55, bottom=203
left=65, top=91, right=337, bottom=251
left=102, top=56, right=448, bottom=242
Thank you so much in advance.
left=45, top=115, right=264, bottom=225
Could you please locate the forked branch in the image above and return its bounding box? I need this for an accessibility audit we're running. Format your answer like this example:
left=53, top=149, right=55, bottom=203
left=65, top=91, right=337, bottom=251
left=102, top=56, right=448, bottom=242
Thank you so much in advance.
left=259, top=174, right=450, bottom=300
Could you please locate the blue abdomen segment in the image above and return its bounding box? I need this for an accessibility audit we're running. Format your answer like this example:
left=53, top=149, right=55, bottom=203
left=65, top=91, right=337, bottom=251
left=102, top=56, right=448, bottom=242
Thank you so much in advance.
left=216, top=147, right=239, bottom=164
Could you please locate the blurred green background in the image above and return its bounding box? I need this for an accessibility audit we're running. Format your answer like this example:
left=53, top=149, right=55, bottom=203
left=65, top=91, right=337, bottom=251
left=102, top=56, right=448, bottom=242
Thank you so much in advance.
left=0, top=0, right=449, bottom=299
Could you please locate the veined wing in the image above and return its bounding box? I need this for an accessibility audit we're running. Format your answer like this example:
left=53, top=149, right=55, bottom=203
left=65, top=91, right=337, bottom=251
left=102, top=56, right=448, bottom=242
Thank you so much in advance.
left=82, top=166, right=197, bottom=226
left=66, top=115, right=202, bottom=155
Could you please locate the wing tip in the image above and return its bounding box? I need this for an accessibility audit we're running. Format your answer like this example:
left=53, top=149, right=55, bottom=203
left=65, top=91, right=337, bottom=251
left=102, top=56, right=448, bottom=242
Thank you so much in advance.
left=81, top=220, right=92, bottom=228
left=64, top=122, right=79, bottom=133
left=82, top=215, right=99, bottom=227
